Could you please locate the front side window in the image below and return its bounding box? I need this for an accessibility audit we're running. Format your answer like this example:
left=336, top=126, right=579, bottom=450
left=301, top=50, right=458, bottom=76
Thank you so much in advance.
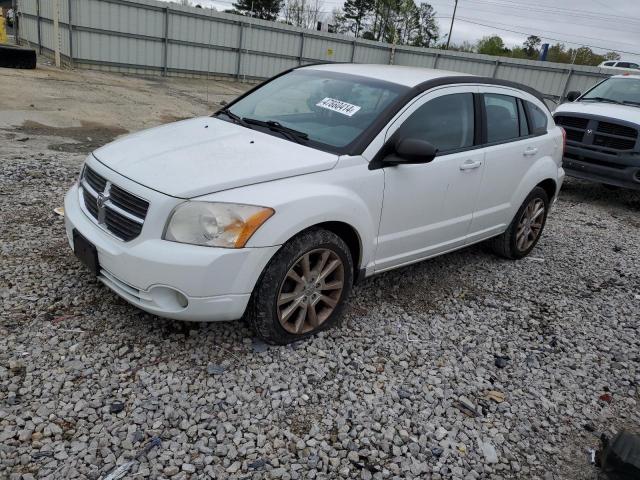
left=484, top=94, right=519, bottom=143
left=603, top=62, right=615, bottom=67
left=394, top=93, right=475, bottom=153
left=617, top=62, right=639, bottom=69
left=221, top=70, right=408, bottom=152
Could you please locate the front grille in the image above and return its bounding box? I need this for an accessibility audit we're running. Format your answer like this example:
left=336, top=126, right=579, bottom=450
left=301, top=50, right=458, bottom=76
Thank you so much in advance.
left=565, top=129, right=584, bottom=142
left=109, top=184, right=149, bottom=218
left=104, top=208, right=143, bottom=241
left=555, top=116, right=589, bottom=129
left=554, top=114, right=639, bottom=153
left=593, top=135, right=636, bottom=150
left=80, top=166, right=148, bottom=241
left=597, top=122, right=638, bottom=139
left=84, top=166, right=107, bottom=192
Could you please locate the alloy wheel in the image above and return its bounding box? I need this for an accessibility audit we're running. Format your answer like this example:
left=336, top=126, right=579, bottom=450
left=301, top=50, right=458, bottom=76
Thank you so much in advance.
left=277, top=248, right=345, bottom=335
left=516, top=198, right=545, bottom=251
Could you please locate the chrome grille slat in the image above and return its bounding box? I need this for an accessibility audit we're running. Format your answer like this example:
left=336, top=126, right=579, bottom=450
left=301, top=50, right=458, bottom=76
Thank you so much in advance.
left=81, top=166, right=148, bottom=241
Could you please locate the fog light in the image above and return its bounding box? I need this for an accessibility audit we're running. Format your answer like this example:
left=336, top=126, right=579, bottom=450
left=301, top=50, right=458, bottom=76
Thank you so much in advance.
left=149, top=286, right=189, bottom=311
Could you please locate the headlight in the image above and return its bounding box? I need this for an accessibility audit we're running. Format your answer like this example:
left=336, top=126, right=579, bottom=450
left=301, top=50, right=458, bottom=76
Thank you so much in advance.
left=163, top=202, right=274, bottom=248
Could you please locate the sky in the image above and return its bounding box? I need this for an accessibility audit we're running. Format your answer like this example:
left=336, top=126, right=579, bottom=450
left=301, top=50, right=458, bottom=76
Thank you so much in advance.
left=163, top=0, right=640, bottom=62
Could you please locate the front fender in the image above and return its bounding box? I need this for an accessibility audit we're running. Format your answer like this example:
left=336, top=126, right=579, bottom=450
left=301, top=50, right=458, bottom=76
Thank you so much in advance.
left=198, top=159, right=384, bottom=272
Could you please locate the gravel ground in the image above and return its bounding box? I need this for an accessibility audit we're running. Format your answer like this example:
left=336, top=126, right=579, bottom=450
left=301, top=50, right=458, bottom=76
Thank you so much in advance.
left=1, top=69, right=640, bottom=480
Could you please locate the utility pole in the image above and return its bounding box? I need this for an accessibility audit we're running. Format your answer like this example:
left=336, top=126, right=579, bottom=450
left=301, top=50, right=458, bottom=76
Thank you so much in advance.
left=445, top=0, right=458, bottom=50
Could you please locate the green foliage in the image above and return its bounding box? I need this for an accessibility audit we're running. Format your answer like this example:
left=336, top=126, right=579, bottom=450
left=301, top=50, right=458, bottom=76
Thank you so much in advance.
left=523, top=35, right=541, bottom=58
left=232, top=0, right=283, bottom=20
left=476, top=35, right=507, bottom=56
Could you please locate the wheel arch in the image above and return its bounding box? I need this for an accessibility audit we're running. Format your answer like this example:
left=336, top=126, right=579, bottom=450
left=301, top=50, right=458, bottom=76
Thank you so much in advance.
left=536, top=178, right=557, bottom=202
left=284, top=221, right=363, bottom=280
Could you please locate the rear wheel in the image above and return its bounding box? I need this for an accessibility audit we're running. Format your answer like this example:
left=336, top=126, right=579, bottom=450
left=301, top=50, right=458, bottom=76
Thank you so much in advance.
left=247, top=228, right=353, bottom=345
left=491, top=187, right=549, bottom=259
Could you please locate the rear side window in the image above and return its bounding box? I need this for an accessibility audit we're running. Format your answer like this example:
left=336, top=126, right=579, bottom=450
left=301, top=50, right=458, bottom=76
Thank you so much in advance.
left=526, top=102, right=548, bottom=134
left=617, top=62, right=638, bottom=68
left=484, top=94, right=519, bottom=143
left=395, top=93, right=475, bottom=153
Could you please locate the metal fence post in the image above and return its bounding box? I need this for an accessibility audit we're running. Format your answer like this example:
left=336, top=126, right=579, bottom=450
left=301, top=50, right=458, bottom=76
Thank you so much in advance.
left=236, top=23, right=244, bottom=80
left=432, top=53, right=439, bottom=69
left=492, top=59, right=500, bottom=78
left=350, top=40, right=356, bottom=63
left=560, top=69, right=574, bottom=101
left=298, top=32, right=304, bottom=65
left=162, top=7, right=169, bottom=76
left=36, top=0, right=42, bottom=54
left=67, top=0, right=73, bottom=66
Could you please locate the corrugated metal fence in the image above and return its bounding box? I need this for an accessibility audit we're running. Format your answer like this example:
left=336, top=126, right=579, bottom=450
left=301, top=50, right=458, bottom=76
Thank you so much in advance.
left=17, top=0, right=612, bottom=103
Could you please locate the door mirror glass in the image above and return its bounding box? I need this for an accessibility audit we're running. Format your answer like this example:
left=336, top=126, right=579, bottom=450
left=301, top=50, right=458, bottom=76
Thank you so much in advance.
left=566, top=91, right=581, bottom=102
left=386, top=137, right=438, bottom=165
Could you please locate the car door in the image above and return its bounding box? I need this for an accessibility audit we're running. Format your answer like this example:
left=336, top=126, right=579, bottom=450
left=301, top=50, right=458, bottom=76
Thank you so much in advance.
left=466, top=88, right=547, bottom=242
left=374, top=86, right=485, bottom=272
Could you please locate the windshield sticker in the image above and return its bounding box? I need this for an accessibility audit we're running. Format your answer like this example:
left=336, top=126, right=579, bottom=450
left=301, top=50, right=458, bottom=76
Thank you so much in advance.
left=316, top=97, right=361, bottom=117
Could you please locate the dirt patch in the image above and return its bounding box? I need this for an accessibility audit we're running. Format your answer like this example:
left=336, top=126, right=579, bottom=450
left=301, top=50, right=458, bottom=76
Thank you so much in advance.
left=11, top=121, right=128, bottom=153
left=158, top=114, right=192, bottom=124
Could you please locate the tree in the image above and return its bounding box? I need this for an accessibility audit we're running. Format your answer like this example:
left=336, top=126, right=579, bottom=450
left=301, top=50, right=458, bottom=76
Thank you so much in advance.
left=603, top=51, right=621, bottom=61
left=523, top=35, right=541, bottom=58
left=232, top=0, right=283, bottom=20
left=476, top=35, right=507, bottom=56
left=412, top=3, right=438, bottom=47
left=342, top=0, right=374, bottom=37
left=282, top=0, right=324, bottom=28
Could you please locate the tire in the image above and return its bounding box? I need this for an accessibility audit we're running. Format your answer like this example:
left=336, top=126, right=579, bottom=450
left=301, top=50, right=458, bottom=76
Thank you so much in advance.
left=247, top=228, right=354, bottom=345
left=491, top=187, right=549, bottom=260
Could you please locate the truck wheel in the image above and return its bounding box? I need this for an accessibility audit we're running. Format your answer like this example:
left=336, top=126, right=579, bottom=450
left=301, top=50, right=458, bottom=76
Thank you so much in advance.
left=491, top=187, right=549, bottom=260
left=247, top=228, right=353, bottom=345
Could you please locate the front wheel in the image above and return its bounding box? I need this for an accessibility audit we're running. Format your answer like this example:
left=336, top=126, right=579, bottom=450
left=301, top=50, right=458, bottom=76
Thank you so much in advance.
left=491, top=187, right=549, bottom=259
left=247, top=228, right=353, bottom=345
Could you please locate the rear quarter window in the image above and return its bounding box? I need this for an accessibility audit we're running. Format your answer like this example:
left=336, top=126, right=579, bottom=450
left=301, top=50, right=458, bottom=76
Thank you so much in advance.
left=526, top=102, right=548, bottom=134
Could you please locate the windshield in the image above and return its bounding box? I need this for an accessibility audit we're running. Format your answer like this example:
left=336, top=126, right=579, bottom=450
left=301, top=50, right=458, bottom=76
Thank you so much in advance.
left=581, top=78, right=640, bottom=105
left=219, top=70, right=409, bottom=152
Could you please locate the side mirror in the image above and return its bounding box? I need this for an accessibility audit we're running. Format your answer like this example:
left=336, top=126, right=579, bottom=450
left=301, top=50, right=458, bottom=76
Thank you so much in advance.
left=385, top=137, right=438, bottom=165
left=566, top=91, right=581, bottom=102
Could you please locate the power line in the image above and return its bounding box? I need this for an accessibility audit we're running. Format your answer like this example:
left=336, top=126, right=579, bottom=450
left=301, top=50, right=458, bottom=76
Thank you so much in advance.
left=428, top=0, right=640, bottom=36
left=453, top=15, right=640, bottom=48
left=448, top=17, right=640, bottom=56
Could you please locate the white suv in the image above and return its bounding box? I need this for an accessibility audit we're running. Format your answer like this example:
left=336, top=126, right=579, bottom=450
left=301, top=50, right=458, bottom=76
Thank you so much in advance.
left=64, top=64, right=565, bottom=344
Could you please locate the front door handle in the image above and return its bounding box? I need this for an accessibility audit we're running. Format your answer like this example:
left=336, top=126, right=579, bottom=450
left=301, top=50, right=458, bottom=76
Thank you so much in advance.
left=523, top=147, right=539, bottom=157
left=459, top=159, right=482, bottom=171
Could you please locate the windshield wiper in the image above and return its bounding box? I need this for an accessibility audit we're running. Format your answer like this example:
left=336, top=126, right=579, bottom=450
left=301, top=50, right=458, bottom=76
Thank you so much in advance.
left=581, top=96, right=624, bottom=105
left=215, top=108, right=252, bottom=128
left=242, top=118, right=309, bottom=144
left=622, top=100, right=640, bottom=107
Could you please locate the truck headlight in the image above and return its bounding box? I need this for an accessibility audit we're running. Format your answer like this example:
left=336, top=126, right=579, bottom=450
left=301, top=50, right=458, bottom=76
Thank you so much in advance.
left=163, top=202, right=274, bottom=248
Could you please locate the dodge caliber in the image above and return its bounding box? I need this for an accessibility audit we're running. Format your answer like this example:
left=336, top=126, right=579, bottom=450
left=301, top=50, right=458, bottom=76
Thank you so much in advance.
left=64, top=64, right=565, bottom=344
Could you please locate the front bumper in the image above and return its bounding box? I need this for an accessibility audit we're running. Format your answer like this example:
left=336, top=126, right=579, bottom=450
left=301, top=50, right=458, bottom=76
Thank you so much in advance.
left=64, top=182, right=279, bottom=322
left=563, top=144, right=640, bottom=190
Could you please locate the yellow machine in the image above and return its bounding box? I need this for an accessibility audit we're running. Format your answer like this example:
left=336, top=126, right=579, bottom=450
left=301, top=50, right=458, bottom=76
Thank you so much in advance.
left=0, top=17, right=7, bottom=44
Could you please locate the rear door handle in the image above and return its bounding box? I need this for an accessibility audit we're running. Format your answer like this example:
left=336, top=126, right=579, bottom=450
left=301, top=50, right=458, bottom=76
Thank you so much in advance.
left=459, top=159, right=482, bottom=171
left=523, top=147, right=539, bottom=157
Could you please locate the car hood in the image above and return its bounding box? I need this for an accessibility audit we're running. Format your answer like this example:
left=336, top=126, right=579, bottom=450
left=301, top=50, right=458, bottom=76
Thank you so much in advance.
left=554, top=101, right=640, bottom=125
left=92, top=117, right=339, bottom=198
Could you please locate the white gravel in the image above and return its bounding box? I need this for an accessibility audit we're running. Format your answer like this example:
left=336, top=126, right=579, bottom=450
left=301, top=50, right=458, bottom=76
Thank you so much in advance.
left=1, top=130, right=639, bottom=480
